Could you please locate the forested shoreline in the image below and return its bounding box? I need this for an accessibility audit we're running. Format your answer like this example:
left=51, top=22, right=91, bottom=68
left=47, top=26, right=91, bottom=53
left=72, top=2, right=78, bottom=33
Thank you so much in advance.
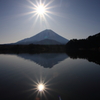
left=0, top=32, right=100, bottom=53
left=0, top=44, right=66, bottom=53
left=66, top=32, right=100, bottom=51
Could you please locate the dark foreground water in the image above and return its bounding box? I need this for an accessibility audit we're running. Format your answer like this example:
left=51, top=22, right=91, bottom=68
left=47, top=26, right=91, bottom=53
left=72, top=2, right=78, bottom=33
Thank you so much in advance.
left=0, top=53, right=100, bottom=100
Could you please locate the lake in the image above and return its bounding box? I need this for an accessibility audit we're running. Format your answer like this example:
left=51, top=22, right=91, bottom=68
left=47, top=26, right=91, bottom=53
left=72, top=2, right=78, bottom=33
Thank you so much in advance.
left=0, top=53, right=100, bottom=100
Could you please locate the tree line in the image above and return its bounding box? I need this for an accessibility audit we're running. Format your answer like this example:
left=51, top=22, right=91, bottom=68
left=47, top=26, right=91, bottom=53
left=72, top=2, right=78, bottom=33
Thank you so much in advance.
left=66, top=32, right=100, bottom=51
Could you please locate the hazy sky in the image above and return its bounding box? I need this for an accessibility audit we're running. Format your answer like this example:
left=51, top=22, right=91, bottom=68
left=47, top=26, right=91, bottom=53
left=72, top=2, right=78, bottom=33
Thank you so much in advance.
left=0, top=0, right=100, bottom=44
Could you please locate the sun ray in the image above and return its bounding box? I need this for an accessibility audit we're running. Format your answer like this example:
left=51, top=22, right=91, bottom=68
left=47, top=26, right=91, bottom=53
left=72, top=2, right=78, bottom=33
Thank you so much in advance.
left=31, top=14, right=40, bottom=29
left=27, top=13, right=37, bottom=21
left=45, top=5, right=58, bottom=10
left=27, top=0, right=37, bottom=7
left=41, top=14, right=48, bottom=24
left=44, top=13, right=57, bottom=23
left=20, top=11, right=35, bottom=16
left=25, top=0, right=60, bottom=28
left=44, top=0, right=54, bottom=8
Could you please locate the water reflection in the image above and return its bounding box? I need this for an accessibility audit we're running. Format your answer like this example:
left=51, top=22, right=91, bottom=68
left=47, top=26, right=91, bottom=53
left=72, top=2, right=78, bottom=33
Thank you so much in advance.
left=66, top=51, right=100, bottom=65
left=0, top=53, right=100, bottom=100
left=17, top=53, right=69, bottom=68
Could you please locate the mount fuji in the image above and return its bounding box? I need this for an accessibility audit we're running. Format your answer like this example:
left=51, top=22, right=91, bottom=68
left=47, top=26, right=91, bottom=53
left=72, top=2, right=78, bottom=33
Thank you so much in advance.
left=15, top=29, right=69, bottom=45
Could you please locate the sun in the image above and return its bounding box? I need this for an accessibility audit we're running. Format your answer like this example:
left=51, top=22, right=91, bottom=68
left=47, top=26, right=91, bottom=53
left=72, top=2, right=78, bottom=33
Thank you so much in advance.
left=26, top=0, right=57, bottom=26
left=36, top=4, right=46, bottom=15
left=31, top=0, right=49, bottom=18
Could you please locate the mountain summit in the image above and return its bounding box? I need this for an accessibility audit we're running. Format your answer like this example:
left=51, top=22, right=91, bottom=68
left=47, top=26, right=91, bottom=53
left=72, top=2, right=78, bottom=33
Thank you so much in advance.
left=16, top=29, right=69, bottom=45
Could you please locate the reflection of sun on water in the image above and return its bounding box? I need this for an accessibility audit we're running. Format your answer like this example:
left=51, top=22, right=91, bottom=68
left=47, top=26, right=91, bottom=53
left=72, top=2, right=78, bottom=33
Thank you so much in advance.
left=24, top=75, right=59, bottom=100
left=37, top=83, right=45, bottom=91
left=31, top=78, right=49, bottom=98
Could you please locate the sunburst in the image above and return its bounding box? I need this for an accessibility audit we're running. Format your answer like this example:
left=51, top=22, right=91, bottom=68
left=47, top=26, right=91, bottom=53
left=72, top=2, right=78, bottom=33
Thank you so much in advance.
left=32, top=78, right=50, bottom=98
left=36, top=5, right=45, bottom=15
left=26, top=0, right=57, bottom=27
left=37, top=83, right=45, bottom=91
left=23, top=74, right=55, bottom=100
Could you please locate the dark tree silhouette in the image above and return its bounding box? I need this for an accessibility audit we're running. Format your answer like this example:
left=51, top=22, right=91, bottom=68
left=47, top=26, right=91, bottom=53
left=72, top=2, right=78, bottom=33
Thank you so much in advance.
left=66, top=32, right=100, bottom=51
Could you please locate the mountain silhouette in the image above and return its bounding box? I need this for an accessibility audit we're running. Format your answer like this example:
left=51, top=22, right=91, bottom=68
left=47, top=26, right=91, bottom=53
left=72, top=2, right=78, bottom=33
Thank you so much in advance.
left=17, top=53, right=69, bottom=68
left=16, top=29, right=69, bottom=45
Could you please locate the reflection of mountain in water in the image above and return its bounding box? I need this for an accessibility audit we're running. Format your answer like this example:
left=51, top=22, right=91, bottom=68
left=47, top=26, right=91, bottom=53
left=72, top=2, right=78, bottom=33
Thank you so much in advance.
left=17, top=53, right=68, bottom=68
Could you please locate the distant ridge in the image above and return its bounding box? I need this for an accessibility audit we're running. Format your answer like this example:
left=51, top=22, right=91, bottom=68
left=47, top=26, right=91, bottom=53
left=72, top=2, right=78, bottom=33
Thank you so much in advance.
left=15, top=29, right=69, bottom=45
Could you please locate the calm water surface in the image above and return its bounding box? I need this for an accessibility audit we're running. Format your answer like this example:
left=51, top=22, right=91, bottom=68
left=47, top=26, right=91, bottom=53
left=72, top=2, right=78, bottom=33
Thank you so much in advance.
left=0, top=53, right=100, bottom=100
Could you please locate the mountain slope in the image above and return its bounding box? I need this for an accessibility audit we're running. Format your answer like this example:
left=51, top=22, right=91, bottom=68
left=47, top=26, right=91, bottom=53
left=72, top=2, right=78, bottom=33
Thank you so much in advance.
left=34, top=39, right=62, bottom=45
left=16, top=29, right=69, bottom=45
